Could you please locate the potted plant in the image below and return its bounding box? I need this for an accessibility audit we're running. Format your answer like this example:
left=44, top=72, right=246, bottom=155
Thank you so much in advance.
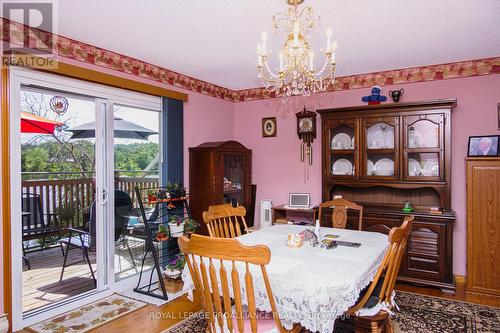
left=168, top=215, right=185, bottom=237
left=165, top=182, right=186, bottom=199
left=156, top=224, right=169, bottom=241
left=183, top=217, right=200, bottom=236
left=160, top=254, right=185, bottom=293
left=147, top=189, right=158, bottom=203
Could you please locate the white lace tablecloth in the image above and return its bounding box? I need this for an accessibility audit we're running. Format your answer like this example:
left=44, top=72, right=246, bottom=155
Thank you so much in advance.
left=182, top=225, right=388, bottom=333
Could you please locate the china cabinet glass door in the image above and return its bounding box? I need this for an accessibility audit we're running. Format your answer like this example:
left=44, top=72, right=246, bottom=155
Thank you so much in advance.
left=362, top=116, right=399, bottom=180
left=327, top=119, right=359, bottom=179
left=403, top=113, right=445, bottom=181
left=223, top=154, right=244, bottom=206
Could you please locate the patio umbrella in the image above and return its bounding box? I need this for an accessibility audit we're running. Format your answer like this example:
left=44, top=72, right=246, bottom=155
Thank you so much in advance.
left=20, top=111, right=63, bottom=134
left=67, top=117, right=158, bottom=140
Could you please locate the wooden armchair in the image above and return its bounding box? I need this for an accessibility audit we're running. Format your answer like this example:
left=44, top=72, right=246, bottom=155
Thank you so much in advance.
left=178, top=234, right=301, bottom=333
left=318, top=198, right=363, bottom=230
left=203, top=204, right=250, bottom=238
left=346, top=215, right=414, bottom=333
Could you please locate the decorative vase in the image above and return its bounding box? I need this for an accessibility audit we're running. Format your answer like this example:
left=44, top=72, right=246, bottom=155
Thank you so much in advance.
left=388, top=89, right=404, bottom=102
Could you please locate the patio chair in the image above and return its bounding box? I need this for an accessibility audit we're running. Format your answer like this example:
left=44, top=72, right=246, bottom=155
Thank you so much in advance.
left=59, top=189, right=139, bottom=285
left=179, top=234, right=302, bottom=333
left=21, top=193, right=61, bottom=269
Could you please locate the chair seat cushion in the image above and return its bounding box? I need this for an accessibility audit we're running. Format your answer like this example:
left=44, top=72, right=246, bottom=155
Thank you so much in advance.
left=59, top=235, right=91, bottom=248
left=356, top=276, right=385, bottom=309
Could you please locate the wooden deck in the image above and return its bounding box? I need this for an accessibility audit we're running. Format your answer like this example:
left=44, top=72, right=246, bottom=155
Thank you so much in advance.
left=23, top=245, right=97, bottom=312
left=22, top=237, right=151, bottom=313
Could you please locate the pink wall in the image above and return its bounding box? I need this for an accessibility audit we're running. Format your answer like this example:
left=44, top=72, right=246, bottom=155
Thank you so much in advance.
left=234, top=74, right=500, bottom=276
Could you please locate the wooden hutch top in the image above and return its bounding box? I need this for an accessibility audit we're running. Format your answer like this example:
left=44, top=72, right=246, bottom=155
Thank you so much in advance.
left=318, top=99, right=456, bottom=212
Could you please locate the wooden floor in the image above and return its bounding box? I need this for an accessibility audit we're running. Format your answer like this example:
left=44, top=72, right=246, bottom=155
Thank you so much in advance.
left=22, top=237, right=152, bottom=313
left=16, top=281, right=499, bottom=333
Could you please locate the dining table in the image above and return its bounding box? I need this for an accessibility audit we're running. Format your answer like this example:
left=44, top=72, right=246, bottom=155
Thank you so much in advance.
left=182, top=224, right=389, bottom=333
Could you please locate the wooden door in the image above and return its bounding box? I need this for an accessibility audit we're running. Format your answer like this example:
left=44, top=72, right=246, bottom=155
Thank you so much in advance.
left=466, top=158, right=500, bottom=296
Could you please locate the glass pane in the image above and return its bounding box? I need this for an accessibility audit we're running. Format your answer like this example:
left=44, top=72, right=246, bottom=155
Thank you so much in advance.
left=224, top=154, right=243, bottom=206
left=331, top=155, right=355, bottom=176
left=367, top=122, right=395, bottom=149
left=408, top=120, right=439, bottom=148
left=330, top=124, right=355, bottom=150
left=367, top=153, right=395, bottom=176
left=20, top=88, right=97, bottom=313
left=408, top=153, right=440, bottom=177
left=113, top=105, right=159, bottom=282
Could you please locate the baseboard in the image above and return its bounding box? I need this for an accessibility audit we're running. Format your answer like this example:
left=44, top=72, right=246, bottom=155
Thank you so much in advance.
left=454, top=275, right=466, bottom=285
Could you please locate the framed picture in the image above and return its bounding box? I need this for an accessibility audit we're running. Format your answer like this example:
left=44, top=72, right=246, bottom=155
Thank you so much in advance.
left=467, top=135, right=500, bottom=157
left=262, top=117, right=277, bottom=137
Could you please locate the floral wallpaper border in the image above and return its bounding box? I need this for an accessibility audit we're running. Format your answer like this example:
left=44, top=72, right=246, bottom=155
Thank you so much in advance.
left=2, top=18, right=499, bottom=103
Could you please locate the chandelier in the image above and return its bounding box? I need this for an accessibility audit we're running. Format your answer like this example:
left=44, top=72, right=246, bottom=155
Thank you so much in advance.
left=256, top=0, right=337, bottom=100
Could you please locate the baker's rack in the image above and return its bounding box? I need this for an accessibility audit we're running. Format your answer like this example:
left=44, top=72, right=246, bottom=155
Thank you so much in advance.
left=133, top=185, right=191, bottom=300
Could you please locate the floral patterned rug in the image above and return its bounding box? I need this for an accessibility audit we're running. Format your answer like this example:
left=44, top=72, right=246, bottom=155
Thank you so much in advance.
left=161, top=292, right=500, bottom=333
left=26, top=294, right=147, bottom=333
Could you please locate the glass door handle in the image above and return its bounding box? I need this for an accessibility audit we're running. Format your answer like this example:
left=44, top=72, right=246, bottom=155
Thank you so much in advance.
left=101, top=186, right=109, bottom=206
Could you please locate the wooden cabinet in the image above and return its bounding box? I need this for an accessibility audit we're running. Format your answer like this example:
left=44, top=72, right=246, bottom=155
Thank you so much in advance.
left=318, top=100, right=456, bottom=292
left=189, top=141, right=252, bottom=235
left=466, top=158, right=500, bottom=297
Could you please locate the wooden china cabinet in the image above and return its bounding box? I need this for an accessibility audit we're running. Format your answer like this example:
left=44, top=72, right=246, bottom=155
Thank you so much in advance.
left=318, top=99, right=457, bottom=293
left=189, top=141, right=252, bottom=235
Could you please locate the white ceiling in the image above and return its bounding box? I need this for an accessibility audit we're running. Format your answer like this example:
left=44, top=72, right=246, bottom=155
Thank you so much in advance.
left=54, top=0, right=500, bottom=90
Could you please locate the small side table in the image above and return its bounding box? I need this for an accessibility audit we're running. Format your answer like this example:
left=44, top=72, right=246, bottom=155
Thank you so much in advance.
left=272, top=205, right=318, bottom=226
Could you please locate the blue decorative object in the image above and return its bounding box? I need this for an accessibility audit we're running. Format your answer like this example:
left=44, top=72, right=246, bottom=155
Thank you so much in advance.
left=362, top=85, right=387, bottom=105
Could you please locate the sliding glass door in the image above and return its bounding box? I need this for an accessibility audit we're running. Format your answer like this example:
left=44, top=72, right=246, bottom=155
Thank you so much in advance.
left=9, top=67, right=162, bottom=330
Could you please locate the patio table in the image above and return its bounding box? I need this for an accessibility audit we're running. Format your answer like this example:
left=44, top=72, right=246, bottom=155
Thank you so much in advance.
left=182, top=224, right=388, bottom=333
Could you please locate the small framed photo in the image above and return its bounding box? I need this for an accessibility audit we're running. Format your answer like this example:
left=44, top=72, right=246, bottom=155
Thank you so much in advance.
left=467, top=135, right=500, bottom=157
left=262, top=117, right=277, bottom=137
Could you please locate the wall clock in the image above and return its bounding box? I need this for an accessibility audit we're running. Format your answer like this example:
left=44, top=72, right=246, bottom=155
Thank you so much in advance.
left=296, top=106, right=317, bottom=165
left=262, top=117, right=277, bottom=137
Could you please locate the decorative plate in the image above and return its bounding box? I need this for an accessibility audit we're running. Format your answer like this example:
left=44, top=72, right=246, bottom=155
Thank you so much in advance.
left=331, top=158, right=353, bottom=175
left=374, top=158, right=394, bottom=175
left=331, top=133, right=352, bottom=150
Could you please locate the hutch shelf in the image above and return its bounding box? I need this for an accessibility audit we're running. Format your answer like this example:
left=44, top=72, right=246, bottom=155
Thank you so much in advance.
left=318, top=99, right=457, bottom=293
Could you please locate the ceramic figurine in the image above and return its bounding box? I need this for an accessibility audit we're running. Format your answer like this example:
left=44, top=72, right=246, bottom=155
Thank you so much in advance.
left=362, top=86, right=387, bottom=105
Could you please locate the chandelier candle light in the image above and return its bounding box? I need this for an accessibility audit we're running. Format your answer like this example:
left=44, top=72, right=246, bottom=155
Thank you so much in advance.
left=257, top=0, right=337, bottom=100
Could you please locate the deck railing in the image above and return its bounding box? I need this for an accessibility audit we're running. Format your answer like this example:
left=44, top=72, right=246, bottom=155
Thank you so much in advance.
left=22, top=171, right=158, bottom=228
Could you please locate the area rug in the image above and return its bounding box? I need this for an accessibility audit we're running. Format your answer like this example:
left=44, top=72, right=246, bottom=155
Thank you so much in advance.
left=160, top=291, right=500, bottom=333
left=26, top=294, right=147, bottom=333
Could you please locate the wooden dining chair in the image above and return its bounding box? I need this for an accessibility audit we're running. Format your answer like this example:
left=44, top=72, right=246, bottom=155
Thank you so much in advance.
left=203, top=203, right=250, bottom=238
left=178, top=234, right=301, bottom=333
left=346, top=215, right=414, bottom=333
left=318, top=198, right=364, bottom=230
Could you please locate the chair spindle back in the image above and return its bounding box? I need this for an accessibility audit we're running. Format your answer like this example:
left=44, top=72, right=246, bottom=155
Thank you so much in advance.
left=203, top=204, right=249, bottom=238
left=178, top=234, right=286, bottom=333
